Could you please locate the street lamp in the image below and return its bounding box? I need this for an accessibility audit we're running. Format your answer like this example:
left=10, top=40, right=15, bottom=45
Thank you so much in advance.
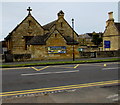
left=72, top=18, right=75, bottom=61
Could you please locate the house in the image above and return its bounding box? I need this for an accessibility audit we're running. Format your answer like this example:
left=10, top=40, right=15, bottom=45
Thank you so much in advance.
left=78, top=32, right=103, bottom=52
left=4, top=7, right=80, bottom=61
left=103, top=12, right=120, bottom=51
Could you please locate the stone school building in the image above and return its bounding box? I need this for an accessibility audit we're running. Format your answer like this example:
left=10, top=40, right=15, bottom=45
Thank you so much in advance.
left=4, top=7, right=80, bottom=61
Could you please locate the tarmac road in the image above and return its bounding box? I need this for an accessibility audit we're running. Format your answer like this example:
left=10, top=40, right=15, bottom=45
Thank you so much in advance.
left=2, top=62, right=119, bottom=95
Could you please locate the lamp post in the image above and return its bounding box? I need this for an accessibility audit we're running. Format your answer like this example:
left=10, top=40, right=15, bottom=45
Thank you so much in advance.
left=72, top=18, right=75, bottom=61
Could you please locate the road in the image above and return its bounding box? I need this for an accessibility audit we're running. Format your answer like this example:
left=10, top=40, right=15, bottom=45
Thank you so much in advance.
left=1, top=62, right=119, bottom=97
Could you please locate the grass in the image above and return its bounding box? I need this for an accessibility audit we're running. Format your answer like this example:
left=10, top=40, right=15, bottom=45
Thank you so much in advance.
left=1, top=58, right=120, bottom=68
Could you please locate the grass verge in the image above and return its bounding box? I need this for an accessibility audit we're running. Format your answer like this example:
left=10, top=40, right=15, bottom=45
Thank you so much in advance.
left=1, top=58, right=120, bottom=68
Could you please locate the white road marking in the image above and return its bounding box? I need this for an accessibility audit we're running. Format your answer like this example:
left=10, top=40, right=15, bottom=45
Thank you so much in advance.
left=106, top=94, right=118, bottom=99
left=106, top=94, right=119, bottom=102
left=102, top=67, right=119, bottom=70
left=112, top=98, right=119, bottom=102
left=21, top=70, right=79, bottom=76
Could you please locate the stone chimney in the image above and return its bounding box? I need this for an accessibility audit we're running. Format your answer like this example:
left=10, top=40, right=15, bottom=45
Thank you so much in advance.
left=106, top=12, right=114, bottom=27
left=57, top=10, right=64, bottom=19
left=108, top=12, right=114, bottom=20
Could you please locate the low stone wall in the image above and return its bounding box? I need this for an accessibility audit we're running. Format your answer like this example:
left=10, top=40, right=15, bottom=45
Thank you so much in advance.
left=3, top=50, right=120, bottom=62
left=4, top=54, right=31, bottom=62
left=80, top=50, right=120, bottom=58
left=96, top=50, right=120, bottom=57
left=13, top=54, right=31, bottom=61
left=4, top=54, right=13, bottom=62
left=80, top=52, right=97, bottom=58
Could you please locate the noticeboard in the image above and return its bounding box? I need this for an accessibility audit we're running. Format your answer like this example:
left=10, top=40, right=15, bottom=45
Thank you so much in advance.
left=104, top=41, right=111, bottom=48
left=48, top=46, right=66, bottom=54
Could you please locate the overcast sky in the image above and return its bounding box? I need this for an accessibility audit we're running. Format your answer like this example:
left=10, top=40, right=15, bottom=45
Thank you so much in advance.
left=0, top=1, right=119, bottom=41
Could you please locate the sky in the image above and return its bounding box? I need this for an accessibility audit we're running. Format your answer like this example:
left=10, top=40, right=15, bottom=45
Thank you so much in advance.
left=0, top=1, right=119, bottom=41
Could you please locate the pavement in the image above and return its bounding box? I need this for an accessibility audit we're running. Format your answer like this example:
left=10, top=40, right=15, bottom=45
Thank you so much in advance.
left=2, top=85, right=119, bottom=103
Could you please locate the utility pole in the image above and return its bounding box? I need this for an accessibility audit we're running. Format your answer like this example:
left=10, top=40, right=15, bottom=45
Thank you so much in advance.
left=72, top=18, right=75, bottom=61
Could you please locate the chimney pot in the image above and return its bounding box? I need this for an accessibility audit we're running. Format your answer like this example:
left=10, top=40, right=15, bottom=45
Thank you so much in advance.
left=108, top=12, right=113, bottom=20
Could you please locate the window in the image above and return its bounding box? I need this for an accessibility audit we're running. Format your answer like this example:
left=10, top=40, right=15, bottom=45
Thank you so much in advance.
left=55, top=34, right=57, bottom=37
left=61, top=22, right=63, bottom=27
left=24, top=36, right=33, bottom=50
left=28, top=20, right=31, bottom=26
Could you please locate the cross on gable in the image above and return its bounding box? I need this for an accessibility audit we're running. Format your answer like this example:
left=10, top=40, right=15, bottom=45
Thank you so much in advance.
left=27, top=7, right=32, bottom=14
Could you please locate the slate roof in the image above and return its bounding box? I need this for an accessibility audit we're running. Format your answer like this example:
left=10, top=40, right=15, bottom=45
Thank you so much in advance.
left=43, top=20, right=57, bottom=30
left=63, top=36, right=79, bottom=45
left=86, top=33, right=93, bottom=37
left=79, top=34, right=92, bottom=39
left=86, top=32, right=103, bottom=37
left=115, top=22, right=120, bottom=33
left=28, top=30, right=79, bottom=45
left=27, top=33, right=49, bottom=45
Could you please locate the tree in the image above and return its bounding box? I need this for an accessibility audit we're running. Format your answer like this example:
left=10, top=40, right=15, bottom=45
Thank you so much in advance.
left=92, top=32, right=103, bottom=47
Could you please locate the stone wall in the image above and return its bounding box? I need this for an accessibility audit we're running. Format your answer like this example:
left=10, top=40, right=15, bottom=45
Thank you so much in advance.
left=7, top=14, right=44, bottom=55
left=30, top=45, right=80, bottom=61
left=56, top=18, right=78, bottom=40
left=97, top=50, right=120, bottom=57
left=80, top=50, right=120, bottom=58
left=30, top=30, right=80, bottom=61
left=4, top=11, right=80, bottom=62
left=103, top=20, right=120, bottom=51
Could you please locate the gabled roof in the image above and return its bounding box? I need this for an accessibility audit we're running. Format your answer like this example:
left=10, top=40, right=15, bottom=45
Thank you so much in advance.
left=63, top=36, right=79, bottom=45
left=42, top=16, right=79, bottom=37
left=43, top=20, right=57, bottom=30
left=28, top=29, right=79, bottom=45
left=27, top=33, right=49, bottom=45
left=79, top=34, right=92, bottom=39
left=86, top=33, right=93, bottom=37
left=62, top=18, right=79, bottom=37
left=5, top=13, right=43, bottom=40
left=115, top=22, right=120, bottom=33
left=86, top=32, right=103, bottom=37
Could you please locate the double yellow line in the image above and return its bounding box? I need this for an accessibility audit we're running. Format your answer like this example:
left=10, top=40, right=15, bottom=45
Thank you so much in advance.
left=1, top=80, right=119, bottom=97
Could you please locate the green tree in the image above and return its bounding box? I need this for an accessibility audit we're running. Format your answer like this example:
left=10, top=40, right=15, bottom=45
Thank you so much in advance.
left=92, top=32, right=103, bottom=47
